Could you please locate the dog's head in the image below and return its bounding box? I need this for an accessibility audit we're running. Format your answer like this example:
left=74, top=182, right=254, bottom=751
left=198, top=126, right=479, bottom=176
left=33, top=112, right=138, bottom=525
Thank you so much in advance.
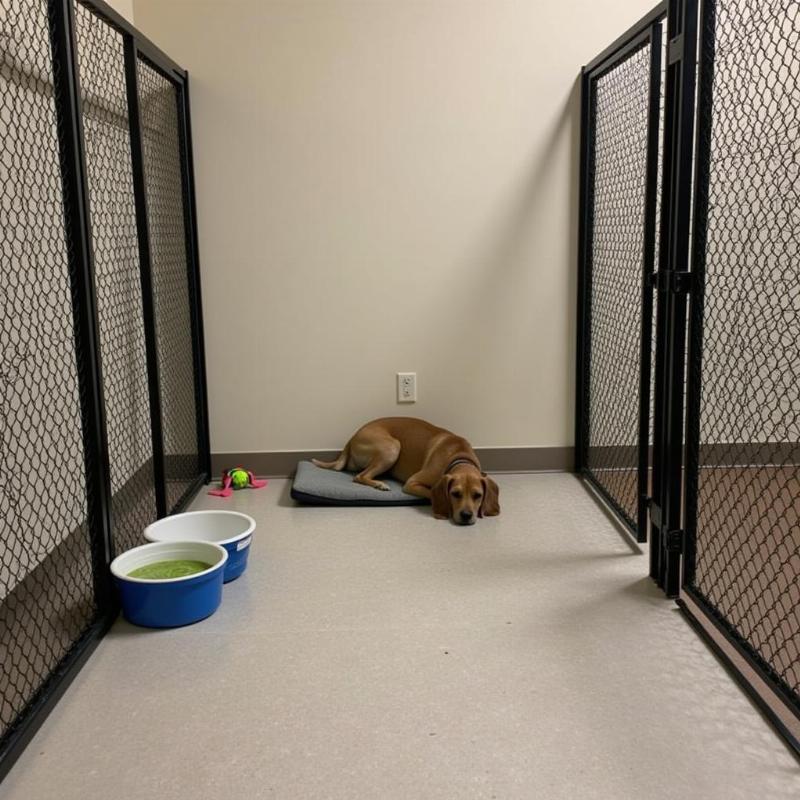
left=431, top=470, right=500, bottom=525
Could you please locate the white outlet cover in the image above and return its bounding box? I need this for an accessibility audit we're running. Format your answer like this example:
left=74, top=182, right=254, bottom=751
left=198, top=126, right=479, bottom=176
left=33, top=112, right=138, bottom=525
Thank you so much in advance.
left=397, top=372, right=417, bottom=403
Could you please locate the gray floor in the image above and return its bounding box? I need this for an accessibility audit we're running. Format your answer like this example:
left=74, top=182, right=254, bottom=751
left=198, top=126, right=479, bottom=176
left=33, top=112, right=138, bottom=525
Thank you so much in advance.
left=3, top=474, right=799, bottom=799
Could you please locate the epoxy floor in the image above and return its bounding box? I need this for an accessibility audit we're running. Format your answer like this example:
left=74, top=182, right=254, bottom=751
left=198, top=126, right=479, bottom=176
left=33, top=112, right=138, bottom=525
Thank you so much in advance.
left=2, top=474, right=799, bottom=799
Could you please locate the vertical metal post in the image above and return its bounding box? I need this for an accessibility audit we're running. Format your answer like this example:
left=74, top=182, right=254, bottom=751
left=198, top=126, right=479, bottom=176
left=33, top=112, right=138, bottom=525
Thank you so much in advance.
left=682, top=0, right=716, bottom=588
left=124, top=37, right=168, bottom=519
left=636, top=22, right=663, bottom=541
left=649, top=0, right=698, bottom=596
left=574, top=68, right=594, bottom=474
left=176, top=77, right=212, bottom=480
left=47, top=0, right=115, bottom=603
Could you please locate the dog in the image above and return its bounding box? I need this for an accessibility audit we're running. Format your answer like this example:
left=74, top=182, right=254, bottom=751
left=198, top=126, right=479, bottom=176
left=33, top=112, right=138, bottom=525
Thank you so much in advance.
left=312, top=417, right=500, bottom=525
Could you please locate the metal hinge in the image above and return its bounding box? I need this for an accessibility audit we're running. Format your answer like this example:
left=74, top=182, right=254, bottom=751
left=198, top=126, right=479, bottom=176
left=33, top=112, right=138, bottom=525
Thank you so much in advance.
left=648, top=498, right=661, bottom=528
left=655, top=270, right=694, bottom=295
left=647, top=500, right=685, bottom=554
left=668, top=34, right=684, bottom=65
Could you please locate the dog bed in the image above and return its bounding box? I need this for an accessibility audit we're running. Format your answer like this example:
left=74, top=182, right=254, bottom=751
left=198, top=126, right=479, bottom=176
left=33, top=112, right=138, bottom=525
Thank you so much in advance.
left=291, top=460, right=427, bottom=506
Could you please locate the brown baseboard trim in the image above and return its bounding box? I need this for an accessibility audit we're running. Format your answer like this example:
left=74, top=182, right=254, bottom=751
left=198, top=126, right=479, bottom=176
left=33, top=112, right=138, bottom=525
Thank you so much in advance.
left=678, top=591, right=800, bottom=761
left=474, top=447, right=574, bottom=473
left=212, top=447, right=574, bottom=478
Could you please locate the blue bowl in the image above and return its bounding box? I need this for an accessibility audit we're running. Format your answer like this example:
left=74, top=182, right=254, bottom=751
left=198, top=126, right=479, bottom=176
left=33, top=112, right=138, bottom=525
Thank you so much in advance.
left=144, top=511, right=256, bottom=583
left=110, top=541, right=228, bottom=628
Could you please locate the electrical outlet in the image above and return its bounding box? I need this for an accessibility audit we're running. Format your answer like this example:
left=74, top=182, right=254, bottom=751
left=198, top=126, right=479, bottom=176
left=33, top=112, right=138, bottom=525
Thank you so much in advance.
left=397, top=372, right=417, bottom=403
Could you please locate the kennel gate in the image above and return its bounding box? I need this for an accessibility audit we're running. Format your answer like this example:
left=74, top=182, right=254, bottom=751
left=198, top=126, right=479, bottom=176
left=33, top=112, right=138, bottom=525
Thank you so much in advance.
left=0, top=0, right=209, bottom=779
left=679, top=0, right=800, bottom=753
left=575, top=4, right=665, bottom=543
left=578, top=0, right=800, bottom=755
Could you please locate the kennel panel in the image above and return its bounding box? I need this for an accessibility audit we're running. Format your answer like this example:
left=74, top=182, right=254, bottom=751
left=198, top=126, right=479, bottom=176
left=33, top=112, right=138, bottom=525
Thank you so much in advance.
left=1, top=0, right=207, bottom=779
left=577, top=18, right=663, bottom=542
left=136, top=58, right=204, bottom=513
left=0, top=0, right=101, bottom=750
left=683, top=0, right=800, bottom=720
left=73, top=1, right=158, bottom=554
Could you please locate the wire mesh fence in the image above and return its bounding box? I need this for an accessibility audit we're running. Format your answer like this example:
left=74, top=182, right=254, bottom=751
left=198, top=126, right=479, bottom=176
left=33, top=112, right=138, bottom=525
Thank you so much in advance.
left=138, top=59, right=202, bottom=513
left=0, top=0, right=207, bottom=775
left=579, top=0, right=800, bottom=742
left=685, top=0, right=800, bottom=710
left=0, top=0, right=97, bottom=745
left=581, top=38, right=660, bottom=538
left=74, top=1, right=158, bottom=555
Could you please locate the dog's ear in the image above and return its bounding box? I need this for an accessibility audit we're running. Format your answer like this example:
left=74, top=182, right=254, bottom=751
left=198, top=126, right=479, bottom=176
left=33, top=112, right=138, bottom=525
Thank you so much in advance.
left=430, top=475, right=452, bottom=520
left=479, top=475, right=500, bottom=517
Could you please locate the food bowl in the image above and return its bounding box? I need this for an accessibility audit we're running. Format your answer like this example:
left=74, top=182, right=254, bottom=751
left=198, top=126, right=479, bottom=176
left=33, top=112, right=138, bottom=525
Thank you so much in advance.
left=110, top=540, right=228, bottom=628
left=144, top=510, right=256, bottom=582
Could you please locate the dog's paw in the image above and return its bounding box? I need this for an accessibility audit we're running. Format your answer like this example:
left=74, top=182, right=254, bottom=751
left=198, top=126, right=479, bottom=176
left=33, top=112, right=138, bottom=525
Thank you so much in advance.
left=375, top=482, right=391, bottom=491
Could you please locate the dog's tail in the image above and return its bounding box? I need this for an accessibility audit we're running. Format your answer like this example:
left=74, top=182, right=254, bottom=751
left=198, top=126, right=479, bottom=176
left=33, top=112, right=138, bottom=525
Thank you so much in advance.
left=312, top=444, right=349, bottom=472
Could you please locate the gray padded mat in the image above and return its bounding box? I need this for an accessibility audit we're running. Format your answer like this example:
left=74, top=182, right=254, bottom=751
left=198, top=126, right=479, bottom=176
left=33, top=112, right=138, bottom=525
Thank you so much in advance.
left=291, top=460, right=427, bottom=506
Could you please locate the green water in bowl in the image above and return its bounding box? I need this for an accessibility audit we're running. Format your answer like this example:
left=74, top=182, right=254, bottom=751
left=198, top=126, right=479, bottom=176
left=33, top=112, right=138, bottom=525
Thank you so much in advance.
left=128, top=560, right=212, bottom=580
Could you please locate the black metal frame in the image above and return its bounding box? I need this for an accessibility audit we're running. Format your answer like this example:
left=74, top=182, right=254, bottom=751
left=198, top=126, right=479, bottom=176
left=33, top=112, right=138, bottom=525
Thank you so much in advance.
left=575, top=3, right=666, bottom=544
left=577, top=0, right=800, bottom=757
left=677, top=0, right=800, bottom=757
left=0, top=0, right=209, bottom=781
left=48, top=0, right=116, bottom=611
left=648, top=0, right=698, bottom=597
left=179, top=76, right=212, bottom=482
left=576, top=0, right=697, bottom=573
left=82, top=0, right=210, bottom=517
left=124, top=35, right=168, bottom=520
left=136, top=48, right=210, bottom=514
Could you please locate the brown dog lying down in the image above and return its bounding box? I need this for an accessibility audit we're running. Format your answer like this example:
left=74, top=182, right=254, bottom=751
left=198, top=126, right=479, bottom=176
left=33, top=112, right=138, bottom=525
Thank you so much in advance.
left=312, top=417, right=499, bottom=525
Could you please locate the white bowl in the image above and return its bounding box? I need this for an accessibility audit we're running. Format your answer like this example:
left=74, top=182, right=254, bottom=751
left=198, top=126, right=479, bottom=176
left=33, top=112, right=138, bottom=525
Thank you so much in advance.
left=144, top=510, right=256, bottom=582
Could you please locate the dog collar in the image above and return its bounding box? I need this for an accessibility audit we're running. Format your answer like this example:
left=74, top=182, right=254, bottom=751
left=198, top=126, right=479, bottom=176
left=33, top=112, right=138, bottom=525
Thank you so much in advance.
left=445, top=457, right=480, bottom=473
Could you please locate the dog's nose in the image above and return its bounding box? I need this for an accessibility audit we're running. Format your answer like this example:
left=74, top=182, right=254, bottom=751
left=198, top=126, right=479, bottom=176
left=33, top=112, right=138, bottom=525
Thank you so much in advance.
left=459, top=510, right=473, bottom=523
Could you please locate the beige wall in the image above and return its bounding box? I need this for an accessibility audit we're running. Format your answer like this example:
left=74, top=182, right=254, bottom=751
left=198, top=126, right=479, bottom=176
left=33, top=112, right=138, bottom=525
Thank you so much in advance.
left=132, top=0, right=655, bottom=454
left=106, top=0, right=134, bottom=22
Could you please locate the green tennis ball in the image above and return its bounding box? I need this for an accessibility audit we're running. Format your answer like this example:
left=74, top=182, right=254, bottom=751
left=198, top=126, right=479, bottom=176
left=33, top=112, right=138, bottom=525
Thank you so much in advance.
left=231, top=470, right=249, bottom=490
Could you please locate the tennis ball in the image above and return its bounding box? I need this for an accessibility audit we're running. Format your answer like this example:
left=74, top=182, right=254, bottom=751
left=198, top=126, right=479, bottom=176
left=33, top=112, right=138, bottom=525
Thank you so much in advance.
left=231, top=469, right=249, bottom=490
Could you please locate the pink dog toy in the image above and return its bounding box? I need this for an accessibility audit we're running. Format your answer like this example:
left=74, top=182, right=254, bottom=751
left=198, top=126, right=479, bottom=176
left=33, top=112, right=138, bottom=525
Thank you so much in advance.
left=208, top=466, right=268, bottom=498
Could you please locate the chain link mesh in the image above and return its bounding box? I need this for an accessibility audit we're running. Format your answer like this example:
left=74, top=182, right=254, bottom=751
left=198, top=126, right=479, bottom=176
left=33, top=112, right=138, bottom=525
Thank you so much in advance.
left=74, top=2, right=157, bottom=555
left=138, top=59, right=201, bottom=512
left=0, top=0, right=205, bottom=763
left=0, top=0, right=96, bottom=740
left=585, top=44, right=653, bottom=529
left=688, top=0, right=800, bottom=706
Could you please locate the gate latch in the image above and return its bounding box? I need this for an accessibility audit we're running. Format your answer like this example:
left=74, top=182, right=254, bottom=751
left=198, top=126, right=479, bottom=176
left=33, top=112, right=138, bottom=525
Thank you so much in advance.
left=655, top=270, right=694, bottom=295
